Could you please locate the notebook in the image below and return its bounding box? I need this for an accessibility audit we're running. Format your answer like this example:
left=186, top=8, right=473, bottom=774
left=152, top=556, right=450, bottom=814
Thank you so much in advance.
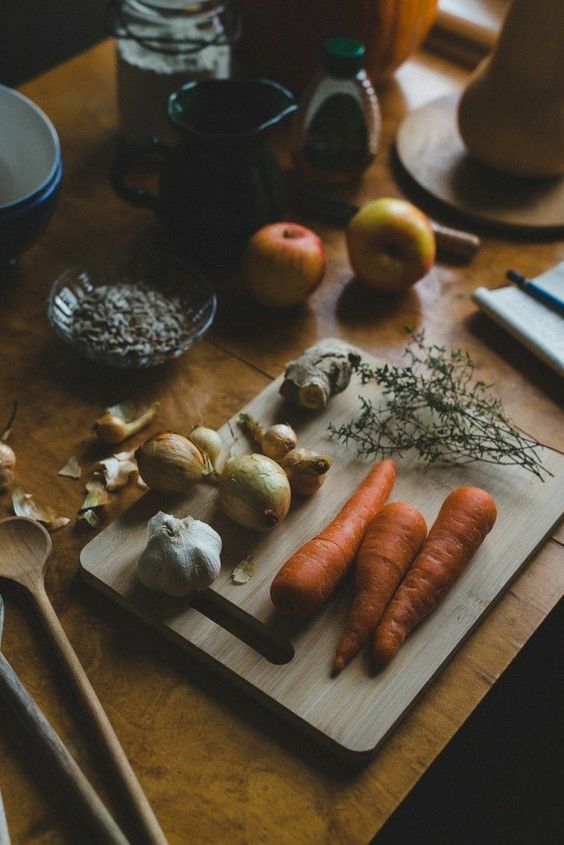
left=472, top=262, right=564, bottom=378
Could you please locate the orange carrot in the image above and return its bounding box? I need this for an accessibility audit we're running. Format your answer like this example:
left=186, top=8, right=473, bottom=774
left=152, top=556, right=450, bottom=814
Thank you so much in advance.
left=333, top=502, right=427, bottom=675
left=372, top=486, right=497, bottom=667
left=270, top=459, right=396, bottom=618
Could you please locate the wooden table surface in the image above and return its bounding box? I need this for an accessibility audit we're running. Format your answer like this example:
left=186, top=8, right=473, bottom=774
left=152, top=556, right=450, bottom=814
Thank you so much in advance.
left=1, top=39, right=562, bottom=844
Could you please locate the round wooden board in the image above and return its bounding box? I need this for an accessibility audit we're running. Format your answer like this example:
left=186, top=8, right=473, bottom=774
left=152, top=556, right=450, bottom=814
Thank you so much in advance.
left=395, top=94, right=564, bottom=232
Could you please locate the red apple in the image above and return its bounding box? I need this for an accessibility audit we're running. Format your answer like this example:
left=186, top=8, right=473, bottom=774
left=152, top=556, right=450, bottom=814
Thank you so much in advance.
left=242, top=222, right=326, bottom=308
left=346, top=198, right=436, bottom=293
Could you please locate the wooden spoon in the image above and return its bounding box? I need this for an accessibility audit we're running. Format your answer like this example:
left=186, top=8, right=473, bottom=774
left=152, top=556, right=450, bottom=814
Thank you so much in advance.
left=0, top=517, right=168, bottom=845
left=0, top=786, right=11, bottom=845
left=0, top=595, right=128, bottom=844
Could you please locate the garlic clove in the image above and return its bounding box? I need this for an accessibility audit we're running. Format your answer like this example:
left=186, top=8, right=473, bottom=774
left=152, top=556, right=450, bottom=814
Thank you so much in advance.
left=137, top=511, right=222, bottom=597
left=187, top=425, right=226, bottom=475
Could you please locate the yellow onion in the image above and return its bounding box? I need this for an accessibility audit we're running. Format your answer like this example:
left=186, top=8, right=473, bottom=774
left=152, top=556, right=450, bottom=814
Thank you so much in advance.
left=238, top=412, right=298, bottom=462
left=135, top=431, right=210, bottom=494
left=93, top=401, right=159, bottom=445
left=281, top=448, right=332, bottom=496
left=219, top=453, right=291, bottom=531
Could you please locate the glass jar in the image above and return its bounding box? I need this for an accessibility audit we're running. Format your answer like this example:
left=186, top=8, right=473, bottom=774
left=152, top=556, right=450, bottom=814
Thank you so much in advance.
left=112, top=0, right=238, bottom=142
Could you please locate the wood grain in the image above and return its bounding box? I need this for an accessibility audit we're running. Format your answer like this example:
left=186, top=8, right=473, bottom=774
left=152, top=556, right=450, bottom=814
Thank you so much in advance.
left=396, top=94, right=564, bottom=230
left=80, top=351, right=564, bottom=759
left=0, top=647, right=127, bottom=844
left=0, top=38, right=560, bottom=844
left=0, top=519, right=166, bottom=845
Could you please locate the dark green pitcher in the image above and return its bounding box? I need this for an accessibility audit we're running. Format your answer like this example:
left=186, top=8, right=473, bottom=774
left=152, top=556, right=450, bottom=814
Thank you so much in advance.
left=111, top=78, right=296, bottom=267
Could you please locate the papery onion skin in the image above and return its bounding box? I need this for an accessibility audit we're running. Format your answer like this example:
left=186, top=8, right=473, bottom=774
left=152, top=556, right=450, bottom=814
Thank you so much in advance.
left=219, top=453, right=291, bottom=532
left=135, top=431, right=208, bottom=494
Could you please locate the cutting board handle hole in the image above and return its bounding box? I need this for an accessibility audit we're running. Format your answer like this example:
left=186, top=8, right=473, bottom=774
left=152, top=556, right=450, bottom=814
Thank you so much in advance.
left=192, top=591, right=294, bottom=665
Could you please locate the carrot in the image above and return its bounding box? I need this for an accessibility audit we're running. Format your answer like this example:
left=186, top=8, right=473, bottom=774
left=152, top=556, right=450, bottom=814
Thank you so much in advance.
left=372, top=486, right=497, bottom=667
left=270, top=459, right=396, bottom=618
left=333, top=502, right=427, bottom=675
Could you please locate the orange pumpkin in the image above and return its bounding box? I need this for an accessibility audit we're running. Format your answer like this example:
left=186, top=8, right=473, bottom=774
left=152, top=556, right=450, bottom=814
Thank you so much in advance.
left=234, top=0, right=439, bottom=94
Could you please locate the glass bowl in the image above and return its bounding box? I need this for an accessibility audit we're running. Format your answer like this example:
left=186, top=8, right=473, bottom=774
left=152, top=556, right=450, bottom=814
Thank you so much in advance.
left=47, top=252, right=217, bottom=368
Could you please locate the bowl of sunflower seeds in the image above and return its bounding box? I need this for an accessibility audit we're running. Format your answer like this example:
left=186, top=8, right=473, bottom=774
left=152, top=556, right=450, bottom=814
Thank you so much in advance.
left=47, top=252, right=217, bottom=368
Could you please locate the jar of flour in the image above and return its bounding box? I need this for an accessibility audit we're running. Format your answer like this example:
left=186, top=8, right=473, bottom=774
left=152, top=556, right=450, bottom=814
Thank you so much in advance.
left=112, top=0, right=238, bottom=142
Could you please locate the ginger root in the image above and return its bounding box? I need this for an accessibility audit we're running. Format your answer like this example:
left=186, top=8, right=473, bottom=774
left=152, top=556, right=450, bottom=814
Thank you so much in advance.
left=280, top=341, right=357, bottom=411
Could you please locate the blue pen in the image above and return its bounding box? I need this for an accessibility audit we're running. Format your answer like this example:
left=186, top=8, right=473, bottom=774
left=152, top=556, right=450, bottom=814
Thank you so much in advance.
left=506, top=270, right=564, bottom=317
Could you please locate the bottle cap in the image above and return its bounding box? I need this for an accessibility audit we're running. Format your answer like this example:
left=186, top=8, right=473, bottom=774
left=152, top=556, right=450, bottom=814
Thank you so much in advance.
left=323, top=37, right=365, bottom=78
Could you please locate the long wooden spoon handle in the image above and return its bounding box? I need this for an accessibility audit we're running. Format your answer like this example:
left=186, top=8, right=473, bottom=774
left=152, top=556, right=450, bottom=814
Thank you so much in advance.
left=0, top=788, right=11, bottom=845
left=30, top=584, right=168, bottom=845
left=0, top=651, right=128, bottom=845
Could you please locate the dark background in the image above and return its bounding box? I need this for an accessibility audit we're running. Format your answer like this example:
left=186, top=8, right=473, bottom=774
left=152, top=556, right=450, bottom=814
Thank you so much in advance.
left=0, top=1, right=107, bottom=86
left=2, top=5, right=563, bottom=842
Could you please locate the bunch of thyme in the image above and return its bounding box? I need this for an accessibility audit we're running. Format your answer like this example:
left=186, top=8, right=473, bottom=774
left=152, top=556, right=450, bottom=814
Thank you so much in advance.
left=329, top=331, right=550, bottom=480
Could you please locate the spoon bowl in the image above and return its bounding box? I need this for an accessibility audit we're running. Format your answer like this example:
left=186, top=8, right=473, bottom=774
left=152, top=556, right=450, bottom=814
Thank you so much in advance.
left=0, top=516, right=167, bottom=844
left=0, top=517, right=52, bottom=591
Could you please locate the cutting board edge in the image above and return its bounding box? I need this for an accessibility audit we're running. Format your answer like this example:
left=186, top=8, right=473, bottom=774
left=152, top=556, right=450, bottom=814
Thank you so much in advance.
left=78, top=561, right=387, bottom=762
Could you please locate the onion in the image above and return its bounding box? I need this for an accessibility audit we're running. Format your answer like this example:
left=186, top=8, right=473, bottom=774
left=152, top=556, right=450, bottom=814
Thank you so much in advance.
left=0, top=442, right=16, bottom=492
left=238, top=413, right=297, bottom=462
left=135, top=432, right=209, bottom=494
left=219, top=454, right=291, bottom=531
left=281, top=447, right=332, bottom=496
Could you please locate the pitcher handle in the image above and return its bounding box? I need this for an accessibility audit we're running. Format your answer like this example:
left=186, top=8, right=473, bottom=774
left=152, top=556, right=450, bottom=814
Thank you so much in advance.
left=110, top=138, right=171, bottom=210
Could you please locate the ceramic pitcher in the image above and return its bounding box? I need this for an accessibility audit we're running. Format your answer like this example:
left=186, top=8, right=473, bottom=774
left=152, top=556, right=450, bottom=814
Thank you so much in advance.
left=111, top=78, right=297, bottom=266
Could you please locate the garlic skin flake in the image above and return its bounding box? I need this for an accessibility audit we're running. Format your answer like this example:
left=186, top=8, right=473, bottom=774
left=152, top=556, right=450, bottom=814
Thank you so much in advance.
left=137, top=512, right=222, bottom=597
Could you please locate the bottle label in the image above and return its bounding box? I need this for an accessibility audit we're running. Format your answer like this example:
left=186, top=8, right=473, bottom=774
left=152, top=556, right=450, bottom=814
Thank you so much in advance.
left=303, top=93, right=370, bottom=172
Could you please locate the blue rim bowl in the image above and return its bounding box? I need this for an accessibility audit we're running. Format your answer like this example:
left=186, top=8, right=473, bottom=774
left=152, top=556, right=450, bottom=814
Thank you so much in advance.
left=0, top=85, right=62, bottom=267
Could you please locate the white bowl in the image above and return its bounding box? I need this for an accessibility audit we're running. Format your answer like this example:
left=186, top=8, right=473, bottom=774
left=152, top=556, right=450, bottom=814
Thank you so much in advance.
left=0, top=84, right=61, bottom=213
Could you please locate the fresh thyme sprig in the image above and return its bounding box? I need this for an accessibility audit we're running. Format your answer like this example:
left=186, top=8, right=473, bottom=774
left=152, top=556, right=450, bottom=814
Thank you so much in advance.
left=329, top=331, right=550, bottom=480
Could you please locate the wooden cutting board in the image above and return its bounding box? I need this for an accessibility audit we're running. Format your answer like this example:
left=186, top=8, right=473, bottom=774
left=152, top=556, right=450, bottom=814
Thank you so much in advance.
left=80, top=344, right=564, bottom=760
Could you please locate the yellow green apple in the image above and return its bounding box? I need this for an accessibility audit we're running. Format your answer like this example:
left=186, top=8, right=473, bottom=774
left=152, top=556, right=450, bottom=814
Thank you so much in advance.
left=242, top=222, right=326, bottom=308
left=346, top=198, right=436, bottom=292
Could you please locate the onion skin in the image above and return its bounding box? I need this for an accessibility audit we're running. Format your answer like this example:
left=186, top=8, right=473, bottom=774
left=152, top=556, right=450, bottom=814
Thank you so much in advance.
left=219, top=454, right=291, bottom=532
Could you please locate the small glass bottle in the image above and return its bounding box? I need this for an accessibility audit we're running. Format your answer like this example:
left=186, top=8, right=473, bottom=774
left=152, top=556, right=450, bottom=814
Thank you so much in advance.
left=291, top=37, right=381, bottom=184
left=112, top=0, right=238, bottom=143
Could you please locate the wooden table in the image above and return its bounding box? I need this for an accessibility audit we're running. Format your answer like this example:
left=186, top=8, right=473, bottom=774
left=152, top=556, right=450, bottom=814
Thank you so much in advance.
left=0, top=40, right=562, bottom=844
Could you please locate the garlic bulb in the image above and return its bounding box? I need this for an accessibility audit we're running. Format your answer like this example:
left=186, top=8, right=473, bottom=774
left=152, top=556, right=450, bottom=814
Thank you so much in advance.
left=135, top=431, right=210, bottom=494
left=219, top=453, right=291, bottom=532
left=0, top=442, right=16, bottom=493
left=137, top=511, right=222, bottom=596
left=188, top=425, right=226, bottom=474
